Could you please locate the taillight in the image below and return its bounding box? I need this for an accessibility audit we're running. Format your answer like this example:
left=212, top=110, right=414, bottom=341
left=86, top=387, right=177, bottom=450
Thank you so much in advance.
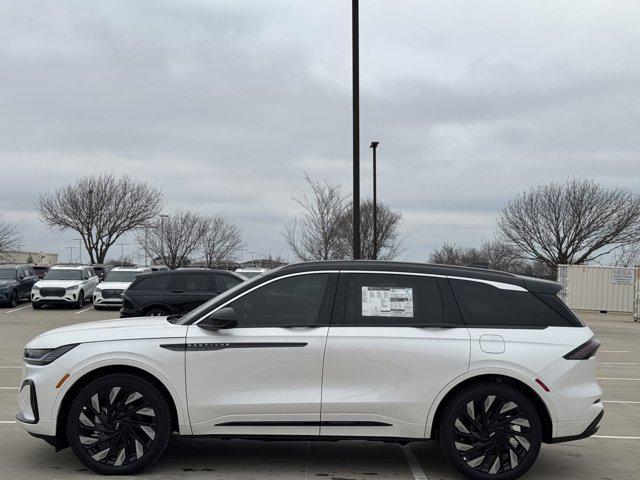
left=564, top=338, right=602, bottom=360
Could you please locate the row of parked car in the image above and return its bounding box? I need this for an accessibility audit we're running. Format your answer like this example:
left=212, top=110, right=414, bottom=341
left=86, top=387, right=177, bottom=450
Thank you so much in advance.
left=0, top=263, right=254, bottom=316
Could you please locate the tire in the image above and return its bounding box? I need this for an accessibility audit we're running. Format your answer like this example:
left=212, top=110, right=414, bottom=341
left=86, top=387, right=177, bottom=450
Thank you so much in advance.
left=66, top=373, right=171, bottom=475
left=76, top=291, right=85, bottom=309
left=439, top=382, right=542, bottom=480
left=144, top=307, right=169, bottom=317
left=9, top=291, right=18, bottom=308
left=32, top=302, right=42, bottom=310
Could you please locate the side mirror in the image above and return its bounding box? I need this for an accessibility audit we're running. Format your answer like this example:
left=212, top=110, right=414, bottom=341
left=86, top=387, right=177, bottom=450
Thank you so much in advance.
left=199, top=307, right=238, bottom=330
left=18, top=275, right=25, bottom=281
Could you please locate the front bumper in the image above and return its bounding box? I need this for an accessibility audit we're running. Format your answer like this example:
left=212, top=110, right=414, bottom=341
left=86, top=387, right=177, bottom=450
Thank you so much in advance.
left=93, top=294, right=123, bottom=307
left=0, top=289, right=13, bottom=303
left=32, top=291, right=78, bottom=305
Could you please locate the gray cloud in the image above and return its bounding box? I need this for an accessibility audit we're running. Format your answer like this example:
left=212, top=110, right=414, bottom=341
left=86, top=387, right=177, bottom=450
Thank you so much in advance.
left=1, top=0, right=639, bottom=262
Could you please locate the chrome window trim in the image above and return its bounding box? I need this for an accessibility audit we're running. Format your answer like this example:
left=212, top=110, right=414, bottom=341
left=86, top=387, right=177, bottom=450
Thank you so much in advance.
left=195, top=269, right=527, bottom=325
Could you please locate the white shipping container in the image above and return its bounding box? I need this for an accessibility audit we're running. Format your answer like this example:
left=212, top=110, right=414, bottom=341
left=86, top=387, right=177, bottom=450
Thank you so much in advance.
left=557, top=264, right=637, bottom=314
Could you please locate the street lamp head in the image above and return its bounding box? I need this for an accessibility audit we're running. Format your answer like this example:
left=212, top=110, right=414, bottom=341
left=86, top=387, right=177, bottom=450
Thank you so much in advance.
left=370, top=141, right=379, bottom=149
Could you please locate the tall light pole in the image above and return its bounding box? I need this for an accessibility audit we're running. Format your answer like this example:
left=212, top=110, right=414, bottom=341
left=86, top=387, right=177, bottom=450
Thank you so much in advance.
left=74, top=238, right=83, bottom=264
left=370, top=141, right=380, bottom=259
left=116, top=243, right=128, bottom=266
left=66, top=246, right=75, bottom=264
left=352, top=0, right=361, bottom=260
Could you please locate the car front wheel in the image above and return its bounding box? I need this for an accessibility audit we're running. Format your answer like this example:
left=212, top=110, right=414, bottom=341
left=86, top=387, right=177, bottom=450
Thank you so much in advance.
left=439, top=382, right=542, bottom=480
left=66, top=374, right=171, bottom=475
left=9, top=291, right=18, bottom=308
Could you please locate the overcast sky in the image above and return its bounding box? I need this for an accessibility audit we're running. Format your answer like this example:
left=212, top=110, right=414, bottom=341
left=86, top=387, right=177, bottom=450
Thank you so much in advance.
left=1, top=0, right=639, bottom=263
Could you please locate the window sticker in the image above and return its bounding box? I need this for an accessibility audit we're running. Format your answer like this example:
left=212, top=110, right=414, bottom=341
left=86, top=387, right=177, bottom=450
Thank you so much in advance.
left=362, top=286, right=414, bottom=317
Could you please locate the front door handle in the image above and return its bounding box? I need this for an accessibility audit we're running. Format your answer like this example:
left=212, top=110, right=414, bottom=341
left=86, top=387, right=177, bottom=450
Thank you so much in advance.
left=170, top=290, right=185, bottom=293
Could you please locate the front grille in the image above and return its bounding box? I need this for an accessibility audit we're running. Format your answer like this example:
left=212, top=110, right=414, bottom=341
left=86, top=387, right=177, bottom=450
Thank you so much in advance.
left=39, top=288, right=65, bottom=297
left=102, top=289, right=124, bottom=299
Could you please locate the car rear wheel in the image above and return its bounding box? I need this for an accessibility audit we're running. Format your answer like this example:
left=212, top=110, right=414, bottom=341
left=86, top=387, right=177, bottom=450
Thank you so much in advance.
left=67, top=374, right=171, bottom=475
left=145, top=307, right=169, bottom=317
left=439, top=382, right=542, bottom=480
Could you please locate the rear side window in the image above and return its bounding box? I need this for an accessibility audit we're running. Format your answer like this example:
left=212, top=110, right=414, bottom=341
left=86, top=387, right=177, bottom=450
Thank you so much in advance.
left=450, top=279, right=574, bottom=328
left=170, top=273, right=212, bottom=292
left=216, top=274, right=242, bottom=292
left=344, top=273, right=444, bottom=326
left=133, top=275, right=172, bottom=291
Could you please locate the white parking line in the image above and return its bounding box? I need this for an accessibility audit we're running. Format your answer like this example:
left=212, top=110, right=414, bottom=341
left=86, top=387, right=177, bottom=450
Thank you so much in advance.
left=603, top=401, right=640, bottom=404
left=74, top=306, right=94, bottom=315
left=4, top=305, right=31, bottom=314
left=0, top=366, right=20, bottom=369
left=0, top=421, right=15, bottom=424
left=598, top=363, right=640, bottom=365
left=0, top=387, right=18, bottom=390
left=402, top=445, right=428, bottom=480
left=593, top=435, right=640, bottom=440
left=597, top=377, right=640, bottom=381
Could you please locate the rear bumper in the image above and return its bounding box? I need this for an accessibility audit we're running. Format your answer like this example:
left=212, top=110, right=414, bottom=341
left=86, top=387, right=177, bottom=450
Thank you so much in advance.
left=551, top=410, right=604, bottom=443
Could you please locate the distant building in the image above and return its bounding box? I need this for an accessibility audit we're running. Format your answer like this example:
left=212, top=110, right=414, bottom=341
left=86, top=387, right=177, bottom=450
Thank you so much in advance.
left=0, top=250, right=59, bottom=265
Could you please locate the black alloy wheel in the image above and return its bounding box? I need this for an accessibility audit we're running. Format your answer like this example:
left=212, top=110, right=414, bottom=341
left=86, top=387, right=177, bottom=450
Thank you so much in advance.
left=9, top=291, right=18, bottom=308
left=440, top=383, right=542, bottom=480
left=145, top=307, right=168, bottom=317
left=67, top=374, right=171, bottom=475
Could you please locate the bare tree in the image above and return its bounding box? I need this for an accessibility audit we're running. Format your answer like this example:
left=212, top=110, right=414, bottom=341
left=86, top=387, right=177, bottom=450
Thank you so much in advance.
left=498, top=179, right=640, bottom=269
left=0, top=213, right=22, bottom=260
left=36, top=173, right=164, bottom=263
left=283, top=176, right=350, bottom=261
left=138, top=210, right=208, bottom=269
left=429, top=240, right=554, bottom=278
left=200, top=215, right=244, bottom=268
left=610, top=243, right=640, bottom=267
left=336, top=199, right=404, bottom=260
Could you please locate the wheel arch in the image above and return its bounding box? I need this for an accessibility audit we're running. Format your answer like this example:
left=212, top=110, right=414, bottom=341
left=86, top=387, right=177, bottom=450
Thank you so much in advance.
left=141, top=303, right=175, bottom=315
left=427, top=373, right=554, bottom=444
left=54, top=365, right=180, bottom=451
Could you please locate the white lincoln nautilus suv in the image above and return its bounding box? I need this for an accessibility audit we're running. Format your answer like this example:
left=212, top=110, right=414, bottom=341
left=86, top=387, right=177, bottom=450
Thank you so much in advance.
left=17, top=261, right=603, bottom=479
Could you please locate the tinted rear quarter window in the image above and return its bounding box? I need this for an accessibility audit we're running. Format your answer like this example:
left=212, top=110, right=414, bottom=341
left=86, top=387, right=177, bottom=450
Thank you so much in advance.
left=344, top=273, right=444, bottom=325
left=133, top=275, right=172, bottom=291
left=450, top=279, right=573, bottom=328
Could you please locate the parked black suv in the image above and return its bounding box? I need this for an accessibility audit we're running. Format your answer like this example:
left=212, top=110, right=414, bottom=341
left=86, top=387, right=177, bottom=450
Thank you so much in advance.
left=91, top=264, right=112, bottom=282
left=0, top=264, right=38, bottom=307
left=120, top=269, right=245, bottom=317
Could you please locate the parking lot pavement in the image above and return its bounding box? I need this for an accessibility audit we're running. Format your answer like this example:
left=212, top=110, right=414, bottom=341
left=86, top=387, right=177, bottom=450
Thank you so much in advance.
left=0, top=304, right=639, bottom=479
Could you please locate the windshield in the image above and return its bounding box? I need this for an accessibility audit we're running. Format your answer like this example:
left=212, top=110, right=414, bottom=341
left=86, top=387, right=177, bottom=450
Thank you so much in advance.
left=175, top=272, right=268, bottom=325
left=105, top=271, right=139, bottom=282
left=0, top=269, right=16, bottom=280
left=44, top=269, right=82, bottom=280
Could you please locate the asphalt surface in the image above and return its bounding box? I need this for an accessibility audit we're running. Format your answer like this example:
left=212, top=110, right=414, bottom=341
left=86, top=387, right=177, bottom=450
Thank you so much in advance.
left=0, top=302, right=638, bottom=479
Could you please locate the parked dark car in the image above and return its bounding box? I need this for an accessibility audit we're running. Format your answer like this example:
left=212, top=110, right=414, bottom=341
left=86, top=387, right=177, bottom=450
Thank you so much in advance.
left=0, top=264, right=38, bottom=307
left=149, top=265, right=170, bottom=272
left=32, top=265, right=50, bottom=279
left=120, top=269, right=245, bottom=317
left=91, top=264, right=112, bottom=282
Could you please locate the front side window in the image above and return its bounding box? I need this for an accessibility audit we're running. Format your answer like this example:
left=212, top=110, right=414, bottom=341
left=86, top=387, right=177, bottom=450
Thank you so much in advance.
left=134, top=275, right=172, bottom=291
left=170, top=273, right=212, bottom=292
left=344, top=273, right=444, bottom=326
left=450, top=279, right=572, bottom=328
left=226, top=274, right=330, bottom=327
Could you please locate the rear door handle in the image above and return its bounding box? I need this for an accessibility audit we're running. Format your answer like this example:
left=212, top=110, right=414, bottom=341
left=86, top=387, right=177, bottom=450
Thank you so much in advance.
left=170, top=290, right=185, bottom=293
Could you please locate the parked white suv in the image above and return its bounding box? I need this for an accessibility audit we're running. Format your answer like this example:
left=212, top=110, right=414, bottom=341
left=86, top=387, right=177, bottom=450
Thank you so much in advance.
left=93, top=267, right=151, bottom=310
left=31, top=265, right=99, bottom=309
left=17, top=261, right=603, bottom=479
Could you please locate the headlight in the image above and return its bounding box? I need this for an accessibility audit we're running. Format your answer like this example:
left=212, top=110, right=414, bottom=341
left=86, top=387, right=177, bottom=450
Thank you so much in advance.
left=23, top=344, right=79, bottom=366
left=32, top=285, right=40, bottom=291
left=66, top=285, right=79, bottom=291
